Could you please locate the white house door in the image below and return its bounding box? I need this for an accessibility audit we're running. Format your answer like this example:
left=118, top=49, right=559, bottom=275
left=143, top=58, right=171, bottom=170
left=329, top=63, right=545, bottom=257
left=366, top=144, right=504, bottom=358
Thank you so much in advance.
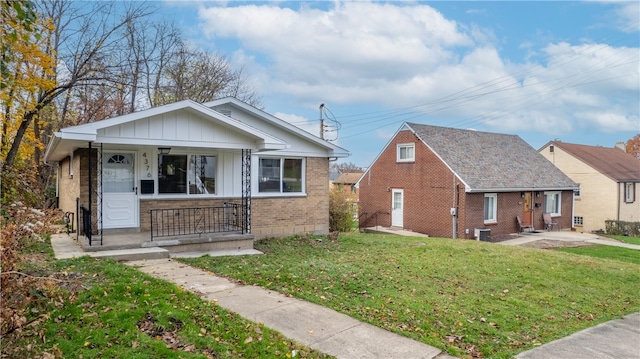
left=391, top=189, right=404, bottom=228
left=102, top=152, right=138, bottom=228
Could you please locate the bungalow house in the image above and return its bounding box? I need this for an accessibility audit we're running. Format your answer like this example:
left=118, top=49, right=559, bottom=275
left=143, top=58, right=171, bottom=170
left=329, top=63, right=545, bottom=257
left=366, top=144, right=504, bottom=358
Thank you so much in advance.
left=356, top=123, right=578, bottom=239
left=44, top=97, right=349, bottom=250
left=538, top=141, right=640, bottom=233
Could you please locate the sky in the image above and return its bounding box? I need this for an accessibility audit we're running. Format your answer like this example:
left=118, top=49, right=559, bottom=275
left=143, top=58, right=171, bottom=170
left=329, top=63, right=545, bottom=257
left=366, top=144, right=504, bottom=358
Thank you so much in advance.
left=160, top=1, right=639, bottom=168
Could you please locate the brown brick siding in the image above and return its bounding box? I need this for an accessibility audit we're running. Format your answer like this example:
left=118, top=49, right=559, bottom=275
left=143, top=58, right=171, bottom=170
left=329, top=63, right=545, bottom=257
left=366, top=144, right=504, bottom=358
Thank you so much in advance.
left=139, top=157, right=330, bottom=238
left=251, top=157, right=329, bottom=238
left=359, top=130, right=575, bottom=239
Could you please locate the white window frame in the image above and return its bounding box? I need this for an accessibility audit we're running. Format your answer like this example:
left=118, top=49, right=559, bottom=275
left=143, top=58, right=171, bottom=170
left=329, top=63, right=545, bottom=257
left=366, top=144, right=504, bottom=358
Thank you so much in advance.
left=484, top=193, right=497, bottom=224
left=544, top=191, right=561, bottom=216
left=396, top=143, right=415, bottom=162
left=256, top=156, right=305, bottom=196
left=625, top=182, right=635, bottom=203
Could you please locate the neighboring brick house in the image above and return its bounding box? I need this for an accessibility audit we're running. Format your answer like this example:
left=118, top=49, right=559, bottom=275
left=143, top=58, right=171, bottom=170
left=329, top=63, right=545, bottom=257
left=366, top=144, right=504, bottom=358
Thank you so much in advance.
left=331, top=172, right=363, bottom=199
left=539, top=141, right=640, bottom=233
left=45, top=97, right=349, bottom=249
left=357, top=123, right=578, bottom=239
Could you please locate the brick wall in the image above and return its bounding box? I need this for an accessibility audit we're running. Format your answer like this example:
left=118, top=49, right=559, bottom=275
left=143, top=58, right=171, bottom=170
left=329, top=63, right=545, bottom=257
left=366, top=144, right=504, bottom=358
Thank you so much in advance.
left=359, top=130, right=575, bottom=239
left=359, top=130, right=461, bottom=238
left=139, top=157, right=330, bottom=238
left=252, top=157, right=329, bottom=238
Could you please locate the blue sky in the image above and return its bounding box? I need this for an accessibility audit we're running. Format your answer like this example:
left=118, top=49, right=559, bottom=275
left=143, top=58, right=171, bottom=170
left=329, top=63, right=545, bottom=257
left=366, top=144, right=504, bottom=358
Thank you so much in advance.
left=162, top=1, right=639, bottom=167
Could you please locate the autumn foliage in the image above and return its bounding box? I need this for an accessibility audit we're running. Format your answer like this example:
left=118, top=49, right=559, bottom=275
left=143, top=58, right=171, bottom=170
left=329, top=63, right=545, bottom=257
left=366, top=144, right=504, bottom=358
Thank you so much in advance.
left=0, top=204, right=78, bottom=341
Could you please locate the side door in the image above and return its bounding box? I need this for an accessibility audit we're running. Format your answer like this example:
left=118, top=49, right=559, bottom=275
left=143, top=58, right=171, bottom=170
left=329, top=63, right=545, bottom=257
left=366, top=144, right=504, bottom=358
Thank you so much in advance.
left=102, top=152, right=138, bottom=228
left=391, top=189, right=404, bottom=228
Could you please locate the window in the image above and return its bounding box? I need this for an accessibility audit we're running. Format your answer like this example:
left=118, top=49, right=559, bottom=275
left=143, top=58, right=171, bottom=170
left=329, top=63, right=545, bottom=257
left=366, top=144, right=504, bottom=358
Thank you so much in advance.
left=484, top=193, right=497, bottom=223
left=158, top=154, right=216, bottom=195
left=189, top=155, right=216, bottom=194
left=397, top=143, right=415, bottom=162
left=574, top=216, right=583, bottom=226
left=544, top=191, right=561, bottom=216
left=103, top=153, right=134, bottom=193
left=259, top=157, right=303, bottom=193
left=625, top=182, right=636, bottom=203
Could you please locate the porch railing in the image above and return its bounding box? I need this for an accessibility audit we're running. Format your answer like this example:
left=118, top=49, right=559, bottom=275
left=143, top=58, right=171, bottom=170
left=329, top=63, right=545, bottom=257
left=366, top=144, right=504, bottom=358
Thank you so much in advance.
left=149, top=203, right=245, bottom=241
left=80, top=206, right=92, bottom=244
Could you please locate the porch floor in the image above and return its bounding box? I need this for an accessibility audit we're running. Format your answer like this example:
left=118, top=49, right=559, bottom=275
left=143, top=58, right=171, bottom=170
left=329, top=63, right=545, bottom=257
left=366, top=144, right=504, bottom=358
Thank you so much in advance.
left=76, top=230, right=256, bottom=255
left=52, top=233, right=261, bottom=261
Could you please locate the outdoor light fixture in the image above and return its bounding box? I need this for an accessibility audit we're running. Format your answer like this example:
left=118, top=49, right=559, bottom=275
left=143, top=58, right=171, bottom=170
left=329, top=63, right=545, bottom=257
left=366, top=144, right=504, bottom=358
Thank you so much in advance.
left=158, top=147, right=171, bottom=154
left=535, top=191, right=541, bottom=197
left=521, top=192, right=525, bottom=198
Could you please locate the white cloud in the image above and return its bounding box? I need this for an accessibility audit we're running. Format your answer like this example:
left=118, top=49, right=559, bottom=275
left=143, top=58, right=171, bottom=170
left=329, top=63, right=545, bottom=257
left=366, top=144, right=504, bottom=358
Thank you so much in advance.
left=272, top=112, right=320, bottom=137
left=196, top=1, right=638, bottom=142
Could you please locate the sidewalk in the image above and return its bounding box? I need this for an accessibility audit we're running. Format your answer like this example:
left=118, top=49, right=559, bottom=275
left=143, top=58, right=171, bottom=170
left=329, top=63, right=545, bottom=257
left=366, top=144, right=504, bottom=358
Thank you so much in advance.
left=126, top=258, right=450, bottom=359
left=515, top=312, right=640, bottom=359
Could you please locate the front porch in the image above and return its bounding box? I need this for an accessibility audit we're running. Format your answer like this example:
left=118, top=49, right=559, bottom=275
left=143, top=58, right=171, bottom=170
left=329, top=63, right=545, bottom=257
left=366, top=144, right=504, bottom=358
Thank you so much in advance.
left=79, top=229, right=255, bottom=253
left=53, top=231, right=260, bottom=262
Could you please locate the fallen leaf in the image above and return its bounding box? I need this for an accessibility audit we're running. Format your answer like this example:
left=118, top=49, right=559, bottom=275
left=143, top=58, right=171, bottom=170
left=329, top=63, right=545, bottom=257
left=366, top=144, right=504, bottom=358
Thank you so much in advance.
left=244, top=336, right=253, bottom=344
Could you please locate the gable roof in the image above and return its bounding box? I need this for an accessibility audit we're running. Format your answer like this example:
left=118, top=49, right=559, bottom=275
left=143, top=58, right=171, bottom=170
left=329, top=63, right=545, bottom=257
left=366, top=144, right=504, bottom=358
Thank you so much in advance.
left=542, top=141, right=640, bottom=182
left=405, top=123, right=578, bottom=192
left=204, top=97, right=349, bottom=158
left=45, top=98, right=349, bottom=162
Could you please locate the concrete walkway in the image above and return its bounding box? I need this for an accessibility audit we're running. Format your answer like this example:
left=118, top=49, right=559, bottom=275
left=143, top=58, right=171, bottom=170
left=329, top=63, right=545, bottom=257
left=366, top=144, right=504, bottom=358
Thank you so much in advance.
left=127, top=258, right=449, bottom=359
left=515, top=312, right=640, bottom=359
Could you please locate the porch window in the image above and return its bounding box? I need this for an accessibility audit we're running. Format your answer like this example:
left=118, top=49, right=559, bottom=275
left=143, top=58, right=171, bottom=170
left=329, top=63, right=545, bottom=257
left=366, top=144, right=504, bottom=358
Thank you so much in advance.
left=625, top=182, right=635, bottom=203
left=397, top=143, right=415, bottom=162
left=259, top=157, right=303, bottom=193
left=484, top=193, right=497, bottom=223
left=158, top=154, right=216, bottom=195
left=544, top=191, right=561, bottom=216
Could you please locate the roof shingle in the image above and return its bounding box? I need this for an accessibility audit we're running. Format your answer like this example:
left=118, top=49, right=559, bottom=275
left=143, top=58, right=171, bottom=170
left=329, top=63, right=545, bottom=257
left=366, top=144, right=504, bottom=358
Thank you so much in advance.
left=547, top=141, right=640, bottom=182
left=407, top=123, right=578, bottom=192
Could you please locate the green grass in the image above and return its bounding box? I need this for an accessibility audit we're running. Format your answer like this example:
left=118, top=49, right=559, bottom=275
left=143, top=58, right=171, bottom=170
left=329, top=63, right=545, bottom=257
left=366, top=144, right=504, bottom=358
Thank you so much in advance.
left=602, top=234, right=640, bottom=246
left=4, top=238, right=330, bottom=359
left=557, top=245, right=640, bottom=265
left=179, top=233, right=640, bottom=359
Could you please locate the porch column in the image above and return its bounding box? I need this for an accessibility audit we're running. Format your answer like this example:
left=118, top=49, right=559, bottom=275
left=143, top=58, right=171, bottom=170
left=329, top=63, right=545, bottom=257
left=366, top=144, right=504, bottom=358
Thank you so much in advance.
left=242, top=149, right=251, bottom=234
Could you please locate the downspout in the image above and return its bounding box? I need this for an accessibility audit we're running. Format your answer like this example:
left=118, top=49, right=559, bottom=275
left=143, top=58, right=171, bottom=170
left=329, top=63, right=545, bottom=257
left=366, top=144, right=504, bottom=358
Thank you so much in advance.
left=617, top=182, right=621, bottom=221
left=451, top=175, right=458, bottom=239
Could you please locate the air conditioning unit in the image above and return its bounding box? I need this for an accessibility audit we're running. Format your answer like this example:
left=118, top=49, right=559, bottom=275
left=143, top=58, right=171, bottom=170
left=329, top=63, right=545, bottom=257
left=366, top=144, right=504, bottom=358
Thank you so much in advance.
left=474, top=228, right=491, bottom=241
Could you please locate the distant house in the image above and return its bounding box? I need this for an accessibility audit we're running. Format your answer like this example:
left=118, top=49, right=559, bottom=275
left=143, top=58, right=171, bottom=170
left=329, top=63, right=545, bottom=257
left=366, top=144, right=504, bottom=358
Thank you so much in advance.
left=331, top=172, right=363, bottom=198
left=357, top=123, right=578, bottom=239
left=539, top=141, right=640, bottom=233
left=44, top=97, right=349, bottom=250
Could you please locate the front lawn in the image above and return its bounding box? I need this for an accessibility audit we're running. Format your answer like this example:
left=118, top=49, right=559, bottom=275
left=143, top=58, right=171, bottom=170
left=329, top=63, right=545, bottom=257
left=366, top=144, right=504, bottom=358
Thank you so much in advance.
left=180, top=233, right=640, bottom=359
left=2, top=237, right=329, bottom=359
left=557, top=245, right=640, bottom=265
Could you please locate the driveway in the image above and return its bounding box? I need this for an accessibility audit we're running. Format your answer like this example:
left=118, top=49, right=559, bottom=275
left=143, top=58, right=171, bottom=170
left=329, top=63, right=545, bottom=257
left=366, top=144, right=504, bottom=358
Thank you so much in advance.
left=497, top=230, right=640, bottom=250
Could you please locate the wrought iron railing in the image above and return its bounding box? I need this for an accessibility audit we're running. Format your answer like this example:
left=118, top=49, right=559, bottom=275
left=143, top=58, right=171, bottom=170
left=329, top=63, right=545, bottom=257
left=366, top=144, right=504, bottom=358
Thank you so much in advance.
left=80, top=206, right=92, bottom=244
left=149, top=203, right=245, bottom=241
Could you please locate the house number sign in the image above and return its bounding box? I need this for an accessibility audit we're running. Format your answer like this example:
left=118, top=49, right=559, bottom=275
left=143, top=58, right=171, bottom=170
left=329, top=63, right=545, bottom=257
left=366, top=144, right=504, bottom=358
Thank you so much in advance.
left=141, top=152, right=152, bottom=178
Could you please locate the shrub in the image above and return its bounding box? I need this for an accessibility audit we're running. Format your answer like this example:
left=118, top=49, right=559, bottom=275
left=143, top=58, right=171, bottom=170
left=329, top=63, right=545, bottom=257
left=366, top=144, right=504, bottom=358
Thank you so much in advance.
left=329, top=186, right=356, bottom=232
left=605, top=220, right=640, bottom=237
